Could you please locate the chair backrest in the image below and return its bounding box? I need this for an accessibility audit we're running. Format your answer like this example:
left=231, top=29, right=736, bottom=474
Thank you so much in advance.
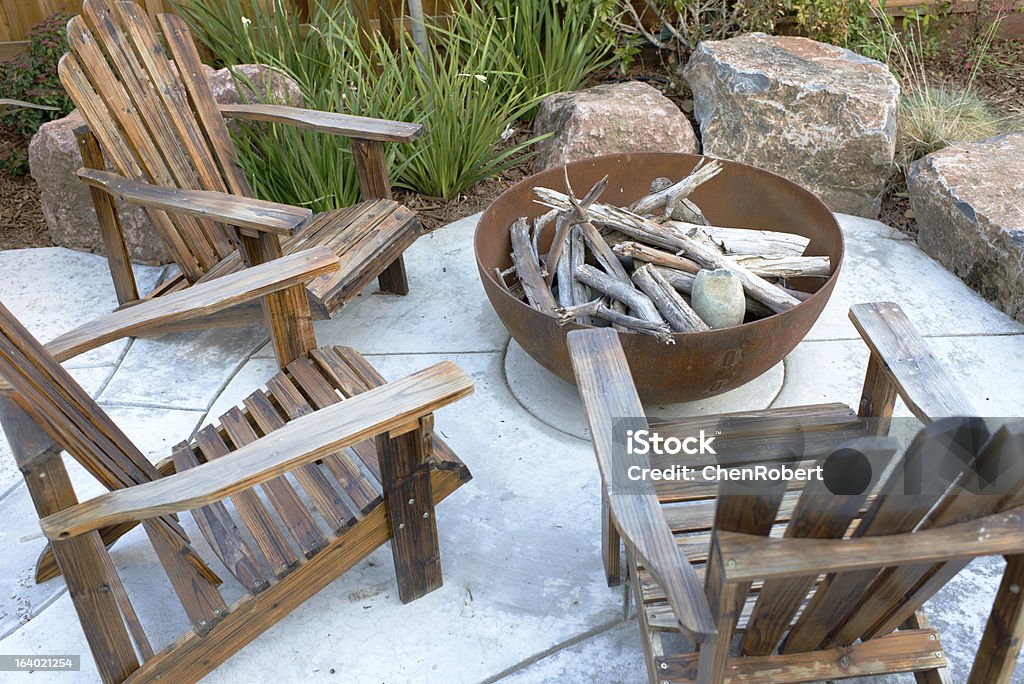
left=729, top=418, right=1024, bottom=657
left=0, top=299, right=164, bottom=491
left=59, top=0, right=254, bottom=281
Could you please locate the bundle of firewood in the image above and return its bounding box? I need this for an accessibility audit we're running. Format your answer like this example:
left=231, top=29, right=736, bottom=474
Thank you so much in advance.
left=493, top=160, right=830, bottom=344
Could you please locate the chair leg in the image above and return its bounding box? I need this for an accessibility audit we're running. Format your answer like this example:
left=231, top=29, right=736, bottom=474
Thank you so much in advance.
left=602, top=490, right=622, bottom=586
left=378, top=256, right=410, bottom=295
left=377, top=415, right=442, bottom=603
left=0, top=398, right=139, bottom=683
left=968, top=554, right=1024, bottom=684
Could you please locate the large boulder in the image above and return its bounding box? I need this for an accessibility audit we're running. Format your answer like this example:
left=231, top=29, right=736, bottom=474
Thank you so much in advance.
left=29, top=64, right=302, bottom=265
left=532, top=80, right=698, bottom=173
left=908, top=133, right=1024, bottom=322
left=683, top=33, right=899, bottom=218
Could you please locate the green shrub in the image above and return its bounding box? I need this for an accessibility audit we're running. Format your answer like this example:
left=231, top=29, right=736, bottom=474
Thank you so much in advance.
left=0, top=12, right=74, bottom=136
left=174, top=0, right=619, bottom=204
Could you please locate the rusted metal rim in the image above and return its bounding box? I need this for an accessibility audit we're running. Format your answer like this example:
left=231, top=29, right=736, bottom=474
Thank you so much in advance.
left=475, top=153, right=844, bottom=404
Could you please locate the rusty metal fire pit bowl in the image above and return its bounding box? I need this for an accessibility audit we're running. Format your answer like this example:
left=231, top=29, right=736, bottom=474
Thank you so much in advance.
left=475, top=153, right=844, bottom=404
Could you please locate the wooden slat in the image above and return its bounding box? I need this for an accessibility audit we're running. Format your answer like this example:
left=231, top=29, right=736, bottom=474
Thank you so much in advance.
left=567, top=328, right=716, bottom=639
left=194, top=426, right=299, bottom=575
left=849, top=302, right=975, bottom=421
left=716, top=506, right=1024, bottom=583
left=112, top=0, right=235, bottom=256
left=657, top=629, right=946, bottom=684
left=699, top=460, right=790, bottom=680
left=157, top=13, right=252, bottom=198
left=265, top=372, right=371, bottom=514
left=93, top=533, right=154, bottom=660
left=740, top=437, right=898, bottom=656
left=969, top=554, right=1024, bottom=684
left=219, top=102, right=423, bottom=143
left=244, top=389, right=352, bottom=533
left=860, top=422, right=1024, bottom=639
left=782, top=422, right=970, bottom=653
left=46, top=247, right=339, bottom=363
left=141, top=515, right=231, bottom=634
left=285, top=358, right=381, bottom=512
left=219, top=407, right=324, bottom=558
left=57, top=53, right=203, bottom=280
left=171, top=444, right=268, bottom=595
left=88, top=0, right=235, bottom=260
left=72, top=5, right=222, bottom=269
left=32, top=363, right=470, bottom=539
left=77, top=169, right=312, bottom=237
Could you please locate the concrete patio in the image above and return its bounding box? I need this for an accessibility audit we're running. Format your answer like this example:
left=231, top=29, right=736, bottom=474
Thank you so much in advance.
left=0, top=210, right=1022, bottom=683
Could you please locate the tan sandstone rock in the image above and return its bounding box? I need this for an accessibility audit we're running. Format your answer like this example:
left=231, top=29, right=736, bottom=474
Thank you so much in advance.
left=683, top=33, right=899, bottom=218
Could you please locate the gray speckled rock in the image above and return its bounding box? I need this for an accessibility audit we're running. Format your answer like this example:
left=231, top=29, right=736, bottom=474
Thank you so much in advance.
left=28, top=64, right=302, bottom=265
left=691, top=268, right=745, bottom=328
left=682, top=33, right=899, bottom=218
left=908, top=133, right=1024, bottom=323
left=532, top=80, right=698, bottom=172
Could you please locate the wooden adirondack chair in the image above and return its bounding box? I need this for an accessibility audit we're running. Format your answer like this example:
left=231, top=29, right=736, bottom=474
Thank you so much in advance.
left=569, top=302, right=1024, bottom=684
left=0, top=245, right=474, bottom=684
left=60, top=0, right=423, bottom=328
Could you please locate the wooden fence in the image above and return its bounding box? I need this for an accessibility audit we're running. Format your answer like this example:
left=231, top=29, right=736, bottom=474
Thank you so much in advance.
left=0, top=0, right=454, bottom=60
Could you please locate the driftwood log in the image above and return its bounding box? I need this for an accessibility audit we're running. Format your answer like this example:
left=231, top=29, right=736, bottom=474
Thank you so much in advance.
left=632, top=264, right=709, bottom=332
left=706, top=226, right=810, bottom=257
left=555, top=301, right=674, bottom=343
left=575, top=264, right=664, bottom=325
left=534, top=188, right=803, bottom=313
left=509, top=217, right=556, bottom=314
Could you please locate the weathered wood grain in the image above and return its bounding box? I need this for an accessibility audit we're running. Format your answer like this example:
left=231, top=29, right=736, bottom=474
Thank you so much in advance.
left=219, top=103, right=423, bottom=143
left=41, top=362, right=473, bottom=539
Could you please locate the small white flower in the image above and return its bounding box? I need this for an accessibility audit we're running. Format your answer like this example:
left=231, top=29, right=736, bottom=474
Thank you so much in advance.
left=458, top=73, right=487, bottom=83
left=241, top=16, right=252, bottom=27
left=500, top=124, right=516, bottom=142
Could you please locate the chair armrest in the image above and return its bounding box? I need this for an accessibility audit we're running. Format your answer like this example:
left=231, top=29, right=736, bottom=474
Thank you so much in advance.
left=40, top=361, right=474, bottom=540
left=568, top=328, right=717, bottom=640
left=219, top=103, right=423, bottom=144
left=77, top=168, right=312, bottom=236
left=849, top=302, right=975, bottom=422
left=45, top=247, right=339, bottom=362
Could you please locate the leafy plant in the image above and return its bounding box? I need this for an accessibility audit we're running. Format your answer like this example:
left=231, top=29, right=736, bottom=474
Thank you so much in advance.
left=0, top=12, right=74, bottom=137
left=860, top=3, right=1018, bottom=170
left=174, top=0, right=578, bottom=204
left=460, top=0, right=620, bottom=103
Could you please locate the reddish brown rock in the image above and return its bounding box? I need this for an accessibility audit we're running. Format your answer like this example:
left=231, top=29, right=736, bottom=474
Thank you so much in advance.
left=531, top=81, right=698, bottom=173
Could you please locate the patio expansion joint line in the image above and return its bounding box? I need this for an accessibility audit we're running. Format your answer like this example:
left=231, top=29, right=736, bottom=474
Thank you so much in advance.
left=0, top=586, right=69, bottom=641
left=480, top=616, right=629, bottom=683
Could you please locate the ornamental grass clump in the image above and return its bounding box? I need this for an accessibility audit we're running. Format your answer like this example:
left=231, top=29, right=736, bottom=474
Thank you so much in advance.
left=896, top=85, right=1005, bottom=169
left=173, top=0, right=616, bottom=205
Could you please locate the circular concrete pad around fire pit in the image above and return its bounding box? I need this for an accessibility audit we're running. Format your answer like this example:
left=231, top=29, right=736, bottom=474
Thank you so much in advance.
left=504, top=339, right=785, bottom=440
